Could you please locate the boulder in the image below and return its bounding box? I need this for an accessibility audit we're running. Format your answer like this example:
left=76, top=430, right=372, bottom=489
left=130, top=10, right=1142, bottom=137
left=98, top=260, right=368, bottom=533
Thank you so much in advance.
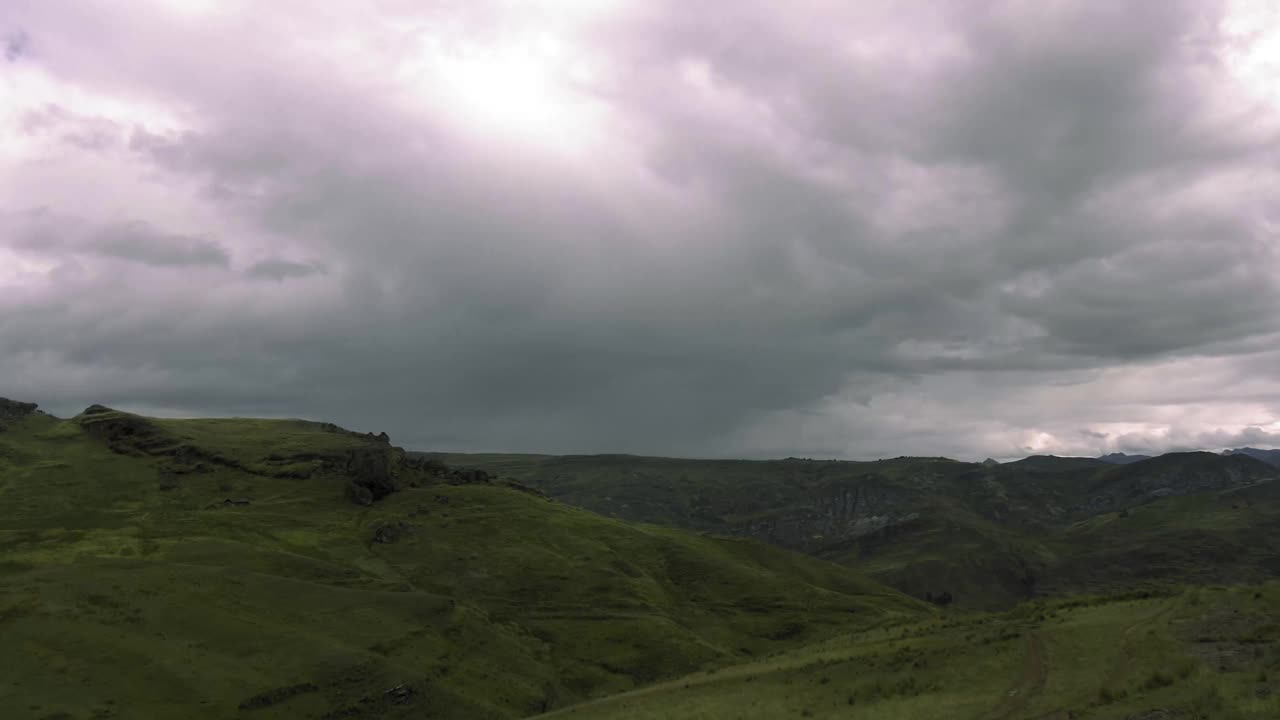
left=372, top=521, right=411, bottom=544
left=346, top=481, right=375, bottom=506
left=384, top=684, right=413, bottom=704
left=344, top=447, right=397, bottom=502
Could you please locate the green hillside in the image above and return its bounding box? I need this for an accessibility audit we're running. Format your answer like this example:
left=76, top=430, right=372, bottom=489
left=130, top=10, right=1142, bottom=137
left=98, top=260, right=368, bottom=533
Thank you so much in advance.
left=0, top=403, right=925, bottom=720
left=5, top=399, right=1279, bottom=720
left=535, top=585, right=1280, bottom=719
left=427, top=452, right=1280, bottom=609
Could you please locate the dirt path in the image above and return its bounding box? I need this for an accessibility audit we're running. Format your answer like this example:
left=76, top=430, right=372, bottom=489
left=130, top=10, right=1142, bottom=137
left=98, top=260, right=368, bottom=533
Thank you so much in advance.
left=984, top=629, right=1048, bottom=720
left=985, top=600, right=1180, bottom=720
left=1124, top=599, right=1178, bottom=639
left=1100, top=599, right=1178, bottom=689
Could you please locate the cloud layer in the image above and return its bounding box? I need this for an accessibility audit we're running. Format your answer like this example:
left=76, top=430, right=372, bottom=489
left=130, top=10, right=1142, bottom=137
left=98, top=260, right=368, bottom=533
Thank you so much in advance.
left=3, top=0, right=1280, bottom=459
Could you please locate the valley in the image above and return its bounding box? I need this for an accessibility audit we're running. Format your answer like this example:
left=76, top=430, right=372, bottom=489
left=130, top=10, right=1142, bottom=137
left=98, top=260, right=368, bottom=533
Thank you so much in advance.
left=2, top=398, right=1278, bottom=719
left=427, top=451, right=1280, bottom=610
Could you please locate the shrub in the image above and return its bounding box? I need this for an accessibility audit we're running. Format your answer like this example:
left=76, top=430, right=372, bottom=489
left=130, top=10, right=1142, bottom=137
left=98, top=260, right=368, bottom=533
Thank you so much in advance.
left=1141, top=670, right=1174, bottom=691
left=1096, top=686, right=1127, bottom=704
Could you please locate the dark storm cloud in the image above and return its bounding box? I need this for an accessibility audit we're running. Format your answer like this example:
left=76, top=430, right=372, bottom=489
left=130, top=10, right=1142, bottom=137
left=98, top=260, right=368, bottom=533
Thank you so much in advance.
left=2, top=0, right=1279, bottom=458
left=4, top=29, right=28, bottom=62
left=4, top=212, right=229, bottom=268
left=93, top=221, right=230, bottom=268
left=244, top=258, right=325, bottom=281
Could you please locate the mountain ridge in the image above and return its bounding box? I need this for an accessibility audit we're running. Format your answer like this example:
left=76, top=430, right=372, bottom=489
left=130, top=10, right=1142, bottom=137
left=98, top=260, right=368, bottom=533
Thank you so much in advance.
left=426, top=449, right=1280, bottom=609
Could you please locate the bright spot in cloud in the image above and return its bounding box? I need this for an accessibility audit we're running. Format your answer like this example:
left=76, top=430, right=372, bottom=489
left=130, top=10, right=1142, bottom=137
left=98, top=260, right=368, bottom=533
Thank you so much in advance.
left=0, top=248, right=58, bottom=288
left=390, top=1, right=621, bottom=155
left=399, top=34, right=607, bottom=153
left=1222, top=0, right=1280, bottom=111
left=150, top=0, right=228, bottom=16
left=0, top=64, right=185, bottom=154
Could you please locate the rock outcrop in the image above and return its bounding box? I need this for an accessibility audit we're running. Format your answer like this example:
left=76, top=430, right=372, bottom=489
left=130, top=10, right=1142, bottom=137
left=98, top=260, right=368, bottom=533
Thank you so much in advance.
left=77, top=405, right=192, bottom=457
left=371, top=521, right=412, bottom=544
left=344, top=447, right=398, bottom=504
left=71, top=404, right=541, bottom=507
left=0, top=397, right=39, bottom=430
left=730, top=481, right=919, bottom=552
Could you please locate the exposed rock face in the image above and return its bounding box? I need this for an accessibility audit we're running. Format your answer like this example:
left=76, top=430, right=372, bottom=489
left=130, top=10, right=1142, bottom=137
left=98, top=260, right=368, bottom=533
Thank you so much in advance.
left=76, top=404, right=408, bottom=503
left=76, top=406, right=253, bottom=478
left=730, top=481, right=919, bottom=552
left=716, top=453, right=1278, bottom=556
left=345, top=447, right=398, bottom=502
left=77, top=405, right=191, bottom=457
left=338, top=443, right=513, bottom=504
left=69, top=404, right=561, bottom=511
left=403, top=456, right=498, bottom=486
left=347, top=482, right=375, bottom=506
left=0, top=398, right=39, bottom=430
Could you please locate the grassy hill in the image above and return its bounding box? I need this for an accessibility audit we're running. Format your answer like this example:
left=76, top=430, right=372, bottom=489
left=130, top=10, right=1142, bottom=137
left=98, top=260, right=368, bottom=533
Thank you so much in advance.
left=427, top=451, right=1280, bottom=609
left=0, top=402, right=925, bottom=720
left=533, top=584, right=1280, bottom=719
left=6, top=399, right=1279, bottom=719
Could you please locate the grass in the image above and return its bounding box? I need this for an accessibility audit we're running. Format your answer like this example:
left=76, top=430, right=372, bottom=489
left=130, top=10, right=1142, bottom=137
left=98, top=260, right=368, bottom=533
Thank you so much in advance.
left=533, top=585, right=1280, bottom=720
left=0, top=408, right=925, bottom=720
left=435, top=452, right=1280, bottom=609
left=5, top=407, right=1280, bottom=719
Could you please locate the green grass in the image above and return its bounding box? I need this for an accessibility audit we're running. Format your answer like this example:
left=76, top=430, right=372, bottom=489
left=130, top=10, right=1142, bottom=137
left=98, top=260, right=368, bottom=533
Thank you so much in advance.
left=0, top=410, right=925, bottom=720
left=435, top=452, right=1280, bottom=609
left=534, top=585, right=1280, bottom=720
left=6, top=408, right=1280, bottom=719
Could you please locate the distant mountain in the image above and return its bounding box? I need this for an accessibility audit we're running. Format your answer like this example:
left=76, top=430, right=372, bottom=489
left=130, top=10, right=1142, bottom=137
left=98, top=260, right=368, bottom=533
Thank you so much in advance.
left=1224, top=447, right=1280, bottom=468
left=1004, top=454, right=1109, bottom=471
left=1098, top=452, right=1153, bottom=464
left=431, top=449, right=1280, bottom=609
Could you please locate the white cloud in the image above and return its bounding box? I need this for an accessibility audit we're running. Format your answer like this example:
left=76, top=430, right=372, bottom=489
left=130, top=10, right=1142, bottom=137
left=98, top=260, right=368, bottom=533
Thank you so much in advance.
left=2, top=0, right=1279, bottom=459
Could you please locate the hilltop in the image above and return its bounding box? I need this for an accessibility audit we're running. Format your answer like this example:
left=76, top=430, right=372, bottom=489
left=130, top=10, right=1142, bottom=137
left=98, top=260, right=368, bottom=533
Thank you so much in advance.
left=1098, top=452, right=1153, bottom=465
left=0, top=400, right=924, bottom=720
left=1225, top=447, right=1280, bottom=468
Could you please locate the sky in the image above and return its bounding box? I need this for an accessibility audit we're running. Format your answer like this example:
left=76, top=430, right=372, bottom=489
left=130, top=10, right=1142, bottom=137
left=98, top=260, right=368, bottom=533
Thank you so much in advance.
left=3, top=0, right=1280, bottom=461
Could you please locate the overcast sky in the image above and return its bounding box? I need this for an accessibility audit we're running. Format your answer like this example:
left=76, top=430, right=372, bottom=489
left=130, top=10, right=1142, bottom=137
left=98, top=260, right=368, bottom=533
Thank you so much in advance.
left=3, top=0, right=1280, bottom=460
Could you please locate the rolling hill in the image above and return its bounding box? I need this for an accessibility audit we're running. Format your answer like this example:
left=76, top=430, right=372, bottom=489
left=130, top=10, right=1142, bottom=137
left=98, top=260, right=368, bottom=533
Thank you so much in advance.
left=0, top=399, right=925, bottom=720
left=1225, top=447, right=1280, bottom=468
left=6, top=396, right=1279, bottom=719
left=425, top=450, right=1280, bottom=608
left=532, top=584, right=1280, bottom=720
